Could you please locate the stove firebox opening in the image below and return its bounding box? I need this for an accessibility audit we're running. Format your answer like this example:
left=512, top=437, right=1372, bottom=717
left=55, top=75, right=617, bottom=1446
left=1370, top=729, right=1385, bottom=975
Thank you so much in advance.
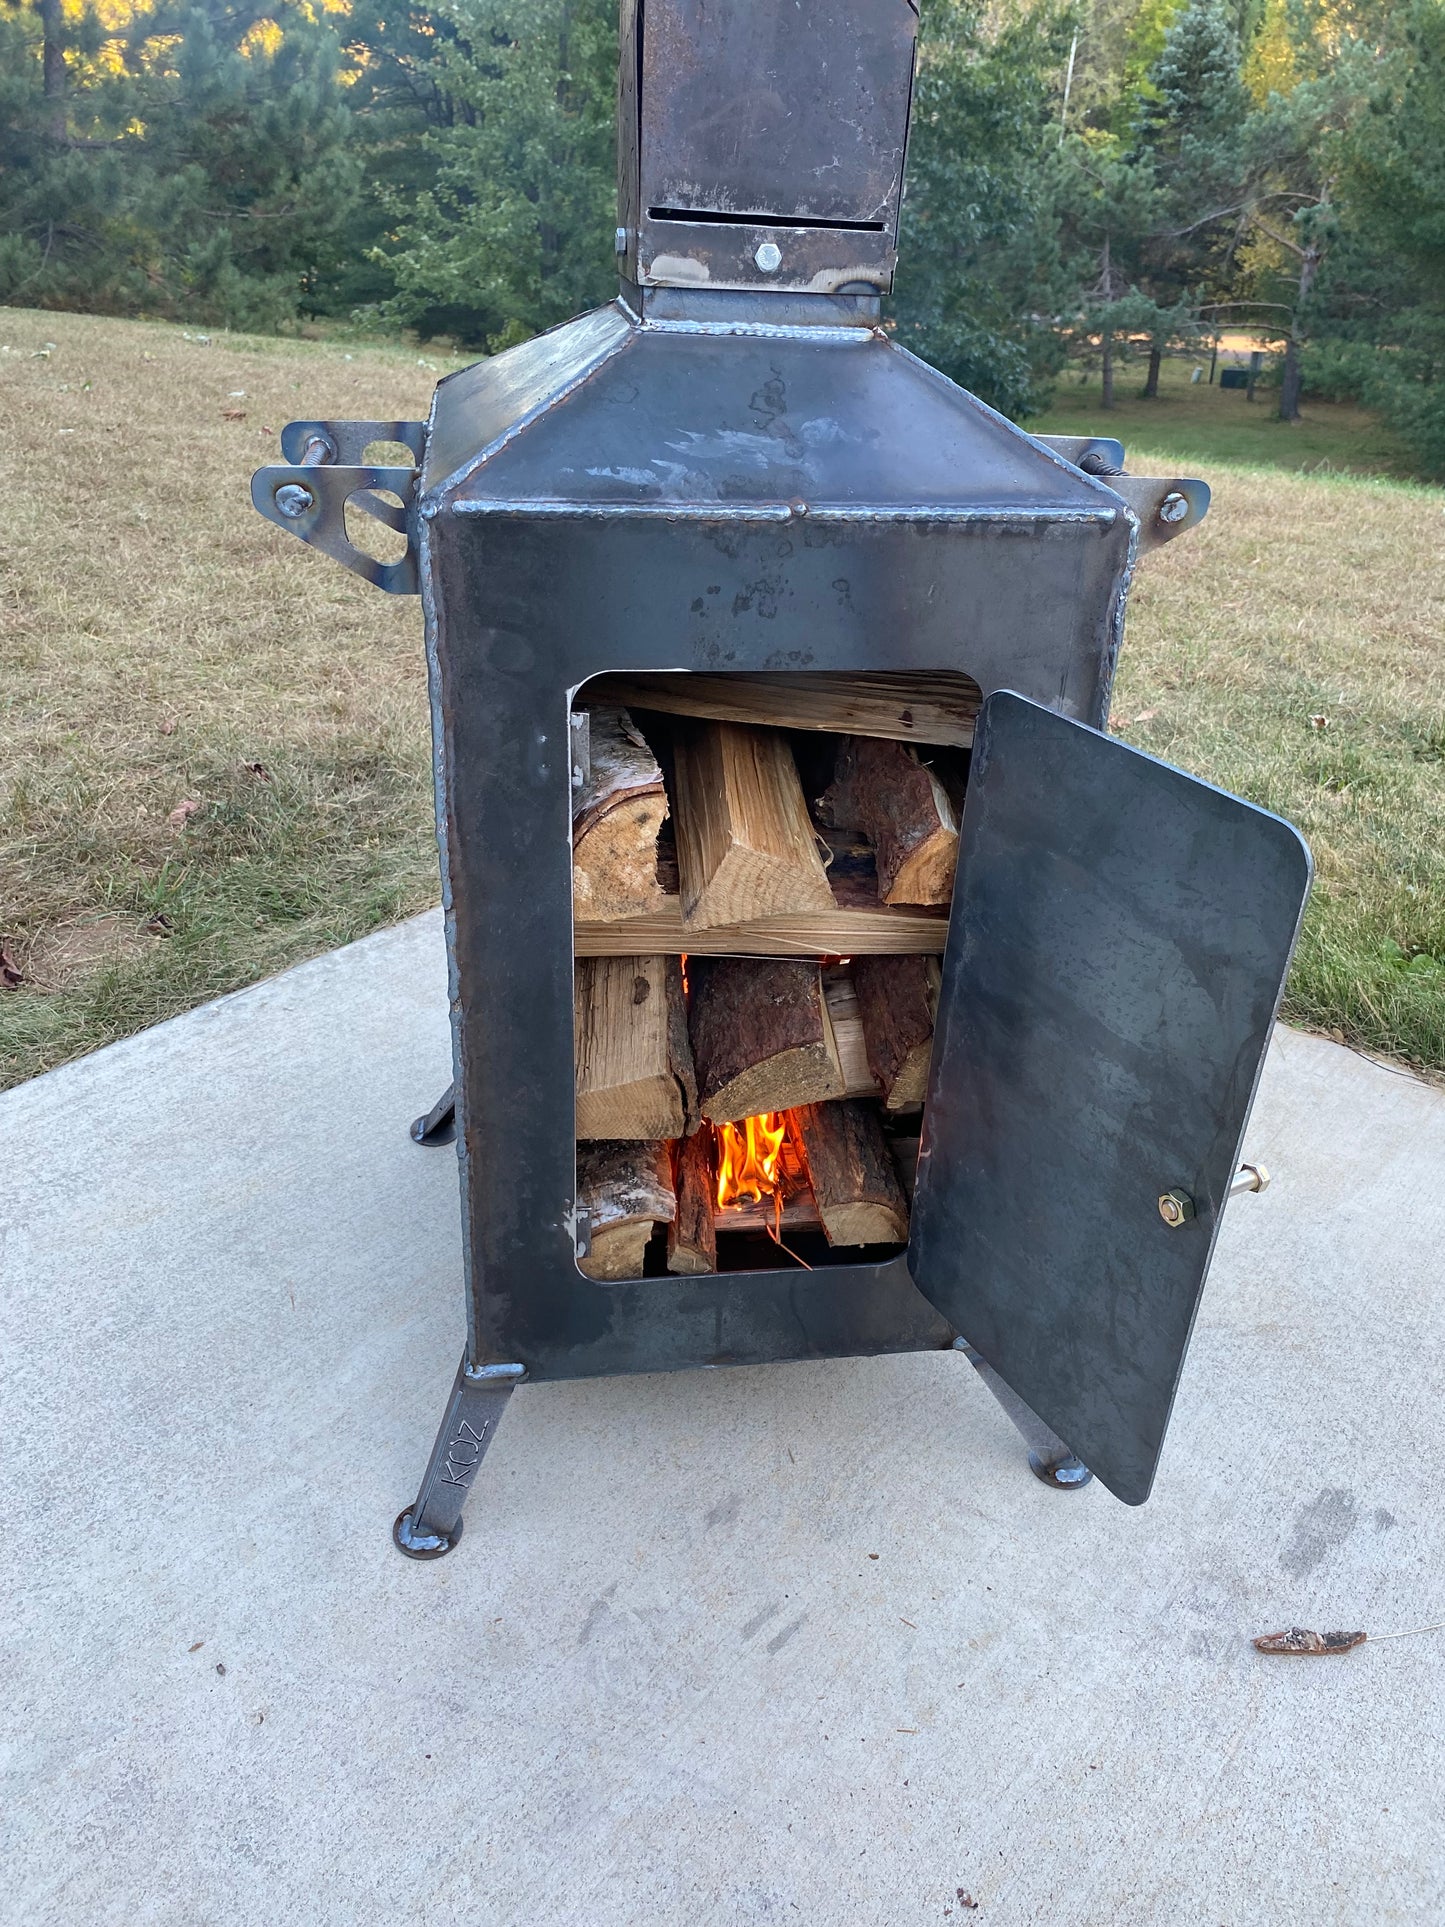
left=569, top=670, right=981, bottom=1282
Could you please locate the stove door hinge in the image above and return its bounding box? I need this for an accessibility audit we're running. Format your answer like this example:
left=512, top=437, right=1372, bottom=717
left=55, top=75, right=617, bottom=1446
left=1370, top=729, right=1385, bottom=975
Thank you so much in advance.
left=250, top=419, right=426, bottom=595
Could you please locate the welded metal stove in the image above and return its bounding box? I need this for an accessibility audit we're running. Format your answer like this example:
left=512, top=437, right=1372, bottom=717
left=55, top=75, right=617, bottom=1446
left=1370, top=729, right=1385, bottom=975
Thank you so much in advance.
left=253, top=0, right=1310, bottom=1559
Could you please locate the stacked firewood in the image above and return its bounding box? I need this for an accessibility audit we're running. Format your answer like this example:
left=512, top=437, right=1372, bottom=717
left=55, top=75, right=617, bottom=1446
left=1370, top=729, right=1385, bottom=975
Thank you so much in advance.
left=571, top=675, right=971, bottom=956
left=570, top=675, right=971, bottom=1281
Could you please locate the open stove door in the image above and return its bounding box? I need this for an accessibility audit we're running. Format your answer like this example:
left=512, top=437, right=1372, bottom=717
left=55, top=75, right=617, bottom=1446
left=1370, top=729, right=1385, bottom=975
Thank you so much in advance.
left=908, top=691, right=1311, bottom=1504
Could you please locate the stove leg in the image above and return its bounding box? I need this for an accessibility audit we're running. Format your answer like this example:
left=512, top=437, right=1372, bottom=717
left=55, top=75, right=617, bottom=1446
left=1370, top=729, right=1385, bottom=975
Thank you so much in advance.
left=953, top=1339, right=1093, bottom=1491
left=409, top=1081, right=456, bottom=1145
left=393, top=1357, right=526, bottom=1559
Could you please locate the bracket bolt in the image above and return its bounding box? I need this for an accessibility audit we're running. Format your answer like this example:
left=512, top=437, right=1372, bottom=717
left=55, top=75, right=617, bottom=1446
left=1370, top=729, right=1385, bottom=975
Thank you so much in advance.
left=275, top=482, right=315, bottom=518
left=754, top=240, right=783, bottom=274
left=1158, top=1189, right=1196, bottom=1227
left=1159, top=491, right=1190, bottom=524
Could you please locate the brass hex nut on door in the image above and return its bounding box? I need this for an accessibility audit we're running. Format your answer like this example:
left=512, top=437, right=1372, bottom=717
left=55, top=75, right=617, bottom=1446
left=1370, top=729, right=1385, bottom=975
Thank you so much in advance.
left=1158, top=1189, right=1197, bottom=1228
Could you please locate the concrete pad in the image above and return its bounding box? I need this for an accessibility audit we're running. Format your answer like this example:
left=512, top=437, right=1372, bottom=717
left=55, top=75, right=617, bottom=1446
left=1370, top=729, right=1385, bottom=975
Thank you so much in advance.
left=3, top=910, right=1444, bottom=1927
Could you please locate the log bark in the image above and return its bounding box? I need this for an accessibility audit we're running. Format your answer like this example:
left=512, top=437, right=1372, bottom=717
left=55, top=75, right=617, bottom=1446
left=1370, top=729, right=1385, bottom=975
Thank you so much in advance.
left=574, top=955, right=698, bottom=1140
left=688, top=957, right=846, bottom=1125
left=668, top=1130, right=718, bottom=1275
left=588, top=671, right=979, bottom=748
left=850, top=954, right=940, bottom=1110
left=817, top=737, right=959, bottom=906
left=787, top=1100, right=910, bottom=1247
left=572, top=706, right=670, bottom=923
left=575, top=1139, right=675, bottom=1281
left=673, top=720, right=835, bottom=931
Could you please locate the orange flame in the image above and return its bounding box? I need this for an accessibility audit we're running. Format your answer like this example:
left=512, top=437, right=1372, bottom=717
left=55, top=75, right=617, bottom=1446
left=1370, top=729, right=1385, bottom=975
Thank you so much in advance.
left=714, top=1112, right=787, bottom=1211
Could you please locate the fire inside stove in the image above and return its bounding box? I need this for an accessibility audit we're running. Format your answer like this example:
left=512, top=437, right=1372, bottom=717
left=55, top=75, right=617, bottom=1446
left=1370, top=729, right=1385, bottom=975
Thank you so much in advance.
left=570, top=669, right=978, bottom=1282
left=715, top=1113, right=787, bottom=1212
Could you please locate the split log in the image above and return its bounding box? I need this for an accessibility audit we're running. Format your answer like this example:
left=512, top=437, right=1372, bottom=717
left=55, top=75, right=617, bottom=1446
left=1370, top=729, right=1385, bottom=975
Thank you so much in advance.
left=668, top=1130, right=718, bottom=1275
left=688, top=957, right=846, bottom=1125
left=575, top=1139, right=674, bottom=1281
left=573, top=885, right=947, bottom=958
left=574, top=955, right=698, bottom=1140
left=673, top=720, right=836, bottom=931
left=850, top=954, right=940, bottom=1110
left=787, top=1100, right=910, bottom=1247
left=821, top=968, right=881, bottom=1100
left=572, top=707, right=669, bottom=923
left=818, top=736, right=959, bottom=907
left=714, top=1191, right=823, bottom=1236
left=590, top=670, right=979, bottom=748
left=580, top=824, right=947, bottom=956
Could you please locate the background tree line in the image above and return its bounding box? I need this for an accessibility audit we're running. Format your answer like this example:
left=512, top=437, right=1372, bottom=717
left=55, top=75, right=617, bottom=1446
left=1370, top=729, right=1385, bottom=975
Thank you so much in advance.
left=3, top=0, right=1443, bottom=473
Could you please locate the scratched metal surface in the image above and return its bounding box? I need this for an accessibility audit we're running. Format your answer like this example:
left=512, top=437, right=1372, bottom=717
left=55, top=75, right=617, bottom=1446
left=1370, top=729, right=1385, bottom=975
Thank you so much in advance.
left=911, top=694, right=1312, bottom=1505
left=441, top=314, right=1124, bottom=515
left=418, top=309, right=1134, bottom=1388
left=631, top=0, right=917, bottom=292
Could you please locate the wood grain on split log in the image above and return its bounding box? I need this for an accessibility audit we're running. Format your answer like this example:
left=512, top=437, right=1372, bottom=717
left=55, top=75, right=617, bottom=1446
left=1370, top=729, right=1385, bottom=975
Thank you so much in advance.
left=715, top=1191, right=823, bottom=1235
left=818, top=737, right=959, bottom=906
left=574, top=955, right=698, bottom=1140
left=575, top=1139, right=674, bottom=1281
left=821, top=968, right=882, bottom=1099
left=673, top=720, right=836, bottom=931
left=589, top=671, right=979, bottom=748
left=688, top=957, right=846, bottom=1125
left=850, top=954, right=941, bottom=1109
left=572, top=706, right=669, bottom=923
left=668, top=1130, right=718, bottom=1275
left=573, top=879, right=947, bottom=957
left=788, top=1100, right=910, bottom=1247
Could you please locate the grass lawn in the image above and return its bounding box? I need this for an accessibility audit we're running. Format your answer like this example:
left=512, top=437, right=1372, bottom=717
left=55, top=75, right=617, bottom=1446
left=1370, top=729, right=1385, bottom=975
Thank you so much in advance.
left=1, top=308, right=465, bottom=1088
left=2, top=308, right=1443, bottom=1087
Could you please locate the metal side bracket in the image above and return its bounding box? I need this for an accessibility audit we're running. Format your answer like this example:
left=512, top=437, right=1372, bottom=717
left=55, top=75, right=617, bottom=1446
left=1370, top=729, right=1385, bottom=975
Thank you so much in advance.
left=251, top=419, right=426, bottom=595
left=1034, top=433, right=1210, bottom=553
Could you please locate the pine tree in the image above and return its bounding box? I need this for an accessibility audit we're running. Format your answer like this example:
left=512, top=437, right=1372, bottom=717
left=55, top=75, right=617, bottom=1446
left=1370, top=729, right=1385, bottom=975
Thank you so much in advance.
left=1240, top=40, right=1374, bottom=420
left=1052, top=133, right=1169, bottom=407
left=0, top=0, right=360, bottom=327
left=1131, top=0, right=1249, bottom=394
left=891, top=0, right=1075, bottom=419
left=375, top=0, right=616, bottom=349
left=1330, top=0, right=1445, bottom=472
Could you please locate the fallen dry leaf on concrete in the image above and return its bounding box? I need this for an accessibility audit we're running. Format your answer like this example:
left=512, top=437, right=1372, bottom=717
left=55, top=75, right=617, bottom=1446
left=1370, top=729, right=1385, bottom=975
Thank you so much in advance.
left=1253, top=1627, right=1366, bottom=1655
left=1254, top=1619, right=1443, bottom=1654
